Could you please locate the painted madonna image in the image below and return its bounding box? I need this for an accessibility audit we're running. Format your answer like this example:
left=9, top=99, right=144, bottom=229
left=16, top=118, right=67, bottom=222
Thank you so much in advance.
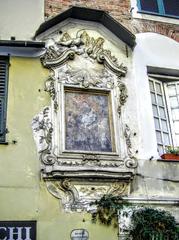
left=65, top=89, right=114, bottom=152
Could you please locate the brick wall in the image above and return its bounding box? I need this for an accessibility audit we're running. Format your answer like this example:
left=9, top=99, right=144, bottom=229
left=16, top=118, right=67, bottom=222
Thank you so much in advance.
left=45, top=0, right=179, bottom=42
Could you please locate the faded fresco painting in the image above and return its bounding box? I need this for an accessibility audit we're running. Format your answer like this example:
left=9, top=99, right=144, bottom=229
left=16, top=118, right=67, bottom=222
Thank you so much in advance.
left=65, top=90, right=113, bottom=152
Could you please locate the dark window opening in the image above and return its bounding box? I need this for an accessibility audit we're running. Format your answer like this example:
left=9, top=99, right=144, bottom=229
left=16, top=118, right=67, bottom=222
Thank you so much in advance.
left=163, top=0, right=179, bottom=16
left=137, top=0, right=179, bottom=18
left=140, top=0, right=159, bottom=13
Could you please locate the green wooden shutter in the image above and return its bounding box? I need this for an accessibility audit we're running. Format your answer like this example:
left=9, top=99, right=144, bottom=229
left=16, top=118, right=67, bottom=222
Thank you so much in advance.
left=0, top=98, right=5, bottom=134
left=0, top=58, right=9, bottom=141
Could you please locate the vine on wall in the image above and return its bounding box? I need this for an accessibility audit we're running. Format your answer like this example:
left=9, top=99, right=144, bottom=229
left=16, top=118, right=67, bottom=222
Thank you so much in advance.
left=129, top=208, right=179, bottom=240
left=90, top=194, right=129, bottom=228
left=90, top=194, right=179, bottom=240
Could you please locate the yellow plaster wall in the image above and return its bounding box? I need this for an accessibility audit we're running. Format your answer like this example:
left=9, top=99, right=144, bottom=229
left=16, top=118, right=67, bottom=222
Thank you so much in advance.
left=0, top=57, right=117, bottom=240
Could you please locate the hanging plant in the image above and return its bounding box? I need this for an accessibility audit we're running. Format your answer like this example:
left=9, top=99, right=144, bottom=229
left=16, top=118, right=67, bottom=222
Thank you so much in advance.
left=129, top=207, right=179, bottom=240
left=90, top=194, right=129, bottom=228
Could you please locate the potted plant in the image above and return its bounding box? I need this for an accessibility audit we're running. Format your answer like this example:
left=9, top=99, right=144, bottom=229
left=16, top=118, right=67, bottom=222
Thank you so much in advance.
left=161, top=146, right=179, bottom=160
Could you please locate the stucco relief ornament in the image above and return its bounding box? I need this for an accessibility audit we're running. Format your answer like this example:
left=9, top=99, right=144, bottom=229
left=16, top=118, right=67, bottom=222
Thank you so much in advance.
left=44, top=74, right=58, bottom=112
left=46, top=178, right=129, bottom=211
left=118, top=83, right=128, bottom=117
left=57, top=64, right=115, bottom=89
left=119, top=207, right=133, bottom=239
left=46, top=179, right=79, bottom=211
left=124, top=124, right=138, bottom=169
left=32, top=107, right=57, bottom=165
left=58, top=158, right=124, bottom=168
left=40, top=30, right=128, bottom=118
left=32, top=29, right=138, bottom=212
left=40, top=30, right=127, bottom=77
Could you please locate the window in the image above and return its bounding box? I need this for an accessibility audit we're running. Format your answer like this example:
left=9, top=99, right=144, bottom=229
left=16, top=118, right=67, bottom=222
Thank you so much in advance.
left=0, top=57, right=9, bottom=143
left=149, top=76, right=179, bottom=155
left=137, top=0, right=179, bottom=18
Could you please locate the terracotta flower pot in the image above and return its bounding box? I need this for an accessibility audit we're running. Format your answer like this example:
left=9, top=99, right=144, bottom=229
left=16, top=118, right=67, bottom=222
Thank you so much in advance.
left=161, top=153, right=179, bottom=160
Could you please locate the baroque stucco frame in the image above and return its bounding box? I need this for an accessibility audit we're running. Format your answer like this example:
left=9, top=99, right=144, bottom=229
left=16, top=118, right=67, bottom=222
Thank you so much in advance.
left=32, top=29, right=137, bottom=210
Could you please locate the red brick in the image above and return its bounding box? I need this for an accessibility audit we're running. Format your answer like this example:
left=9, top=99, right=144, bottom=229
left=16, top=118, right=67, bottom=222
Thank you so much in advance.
left=45, top=0, right=179, bottom=43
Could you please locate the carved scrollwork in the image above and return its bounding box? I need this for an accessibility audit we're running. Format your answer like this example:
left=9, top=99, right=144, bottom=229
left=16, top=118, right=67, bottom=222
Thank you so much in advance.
left=46, top=179, right=79, bottom=211
left=46, top=179, right=129, bottom=211
left=124, top=124, right=138, bottom=169
left=41, top=30, right=127, bottom=77
left=107, top=182, right=128, bottom=195
left=40, top=150, right=56, bottom=165
left=32, top=29, right=137, bottom=211
left=58, top=65, right=115, bottom=89
left=118, top=82, right=128, bottom=117
left=125, top=158, right=138, bottom=169
left=41, top=47, right=75, bottom=68
left=124, top=124, right=133, bottom=158
left=32, top=107, right=57, bottom=165
left=44, top=74, right=58, bottom=112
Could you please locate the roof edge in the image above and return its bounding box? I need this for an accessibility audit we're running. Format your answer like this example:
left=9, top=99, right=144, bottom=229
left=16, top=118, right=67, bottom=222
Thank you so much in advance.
left=35, top=6, right=136, bottom=48
left=0, top=40, right=45, bottom=48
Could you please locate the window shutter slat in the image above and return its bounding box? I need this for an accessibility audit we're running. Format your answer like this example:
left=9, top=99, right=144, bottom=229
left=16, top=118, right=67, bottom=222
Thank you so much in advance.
left=0, top=98, right=4, bottom=135
left=0, top=58, right=8, bottom=141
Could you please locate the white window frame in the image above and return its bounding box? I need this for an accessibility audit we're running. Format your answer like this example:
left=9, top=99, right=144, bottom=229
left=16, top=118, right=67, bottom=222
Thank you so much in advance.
left=149, top=74, right=179, bottom=154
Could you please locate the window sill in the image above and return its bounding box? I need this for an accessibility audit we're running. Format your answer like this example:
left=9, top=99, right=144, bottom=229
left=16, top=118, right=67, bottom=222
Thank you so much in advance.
left=137, top=11, right=179, bottom=20
left=158, top=153, right=179, bottom=162
left=132, top=10, right=179, bottom=25
left=157, top=159, right=179, bottom=162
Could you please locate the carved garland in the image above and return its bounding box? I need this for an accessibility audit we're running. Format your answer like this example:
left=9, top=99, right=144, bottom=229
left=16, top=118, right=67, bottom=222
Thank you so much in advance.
left=32, top=107, right=57, bottom=165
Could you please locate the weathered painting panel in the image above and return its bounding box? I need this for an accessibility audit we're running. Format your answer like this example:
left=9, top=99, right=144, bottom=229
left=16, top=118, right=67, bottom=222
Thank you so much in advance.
left=65, top=89, right=113, bottom=152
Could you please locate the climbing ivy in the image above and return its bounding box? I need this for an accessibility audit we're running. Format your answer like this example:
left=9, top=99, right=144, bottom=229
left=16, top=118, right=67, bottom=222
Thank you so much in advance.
left=90, top=195, right=179, bottom=240
left=129, top=207, right=179, bottom=240
left=90, top=194, right=129, bottom=228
